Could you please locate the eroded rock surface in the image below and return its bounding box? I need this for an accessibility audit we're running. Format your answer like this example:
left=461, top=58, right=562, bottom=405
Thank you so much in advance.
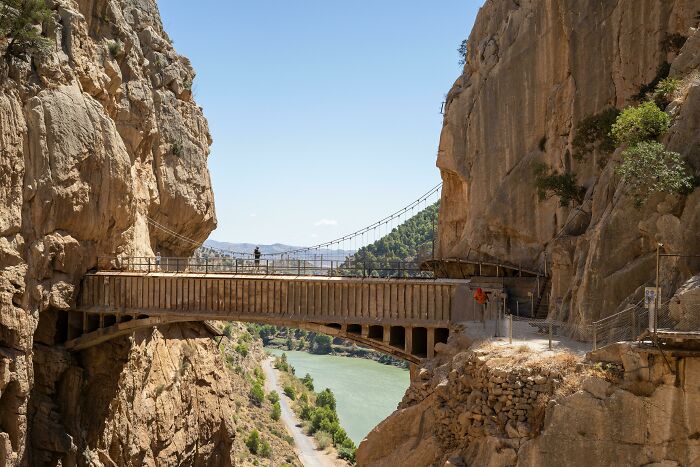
left=437, top=0, right=700, bottom=325
left=358, top=341, right=700, bottom=467
left=0, top=0, right=218, bottom=464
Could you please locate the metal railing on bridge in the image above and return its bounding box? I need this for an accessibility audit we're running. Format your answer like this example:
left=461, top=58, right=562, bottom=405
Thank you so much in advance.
left=591, top=296, right=700, bottom=350
left=97, top=256, right=435, bottom=279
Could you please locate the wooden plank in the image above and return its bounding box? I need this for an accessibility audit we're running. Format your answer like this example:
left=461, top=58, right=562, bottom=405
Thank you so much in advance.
left=348, top=284, right=356, bottom=319
left=405, top=284, right=413, bottom=321
left=398, top=284, right=406, bottom=321
left=390, top=284, right=399, bottom=319
left=333, top=283, right=341, bottom=316
left=412, top=285, right=420, bottom=322
left=321, top=282, right=329, bottom=317
left=427, top=284, right=435, bottom=320
left=164, top=276, right=171, bottom=310
left=421, top=284, right=428, bottom=320
left=315, top=283, right=322, bottom=317
left=383, top=284, right=391, bottom=321
left=362, top=283, right=370, bottom=319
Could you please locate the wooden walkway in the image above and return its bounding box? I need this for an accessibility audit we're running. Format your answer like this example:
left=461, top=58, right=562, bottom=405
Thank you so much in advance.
left=67, top=272, right=499, bottom=362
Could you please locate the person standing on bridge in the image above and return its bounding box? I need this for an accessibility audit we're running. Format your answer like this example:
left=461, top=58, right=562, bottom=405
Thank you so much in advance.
left=254, top=246, right=261, bottom=267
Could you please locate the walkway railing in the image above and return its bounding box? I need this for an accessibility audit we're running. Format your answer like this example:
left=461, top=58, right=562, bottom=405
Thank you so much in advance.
left=97, top=256, right=435, bottom=279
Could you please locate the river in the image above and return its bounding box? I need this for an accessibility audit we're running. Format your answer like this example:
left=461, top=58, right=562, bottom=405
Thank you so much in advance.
left=267, top=349, right=409, bottom=445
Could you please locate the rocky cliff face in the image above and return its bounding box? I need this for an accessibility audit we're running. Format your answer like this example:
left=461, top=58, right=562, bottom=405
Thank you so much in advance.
left=437, top=0, right=700, bottom=325
left=0, top=0, right=219, bottom=464
left=358, top=340, right=700, bottom=467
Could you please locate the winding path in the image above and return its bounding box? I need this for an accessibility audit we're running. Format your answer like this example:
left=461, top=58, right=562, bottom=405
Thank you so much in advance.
left=261, top=357, right=342, bottom=467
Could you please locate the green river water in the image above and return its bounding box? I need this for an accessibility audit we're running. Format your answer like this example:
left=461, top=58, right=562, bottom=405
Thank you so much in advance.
left=267, top=349, right=409, bottom=444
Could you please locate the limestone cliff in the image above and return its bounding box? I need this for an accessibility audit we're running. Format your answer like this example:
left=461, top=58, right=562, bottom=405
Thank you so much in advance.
left=436, top=0, right=700, bottom=325
left=358, top=340, right=700, bottom=467
left=0, top=0, right=225, bottom=464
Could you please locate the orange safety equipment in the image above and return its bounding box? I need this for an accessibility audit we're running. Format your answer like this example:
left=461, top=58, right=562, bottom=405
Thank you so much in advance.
left=473, top=287, right=488, bottom=305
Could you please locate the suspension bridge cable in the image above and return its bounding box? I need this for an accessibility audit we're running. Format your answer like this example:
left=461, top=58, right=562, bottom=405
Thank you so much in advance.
left=267, top=182, right=442, bottom=257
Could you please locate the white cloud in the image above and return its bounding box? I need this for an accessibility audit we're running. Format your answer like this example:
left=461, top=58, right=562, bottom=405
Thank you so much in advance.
left=310, top=233, right=319, bottom=238
left=249, top=213, right=257, bottom=217
left=314, top=219, right=338, bottom=226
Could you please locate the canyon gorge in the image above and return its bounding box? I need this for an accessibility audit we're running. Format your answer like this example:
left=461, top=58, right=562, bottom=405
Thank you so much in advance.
left=1, top=0, right=700, bottom=466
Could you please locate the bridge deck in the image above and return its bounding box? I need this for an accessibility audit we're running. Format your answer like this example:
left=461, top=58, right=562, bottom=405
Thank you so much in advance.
left=78, top=272, right=476, bottom=326
left=71, top=272, right=494, bottom=361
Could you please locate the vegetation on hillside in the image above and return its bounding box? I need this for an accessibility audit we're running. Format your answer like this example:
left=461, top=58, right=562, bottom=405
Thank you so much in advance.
left=274, top=353, right=357, bottom=464
left=611, top=83, right=694, bottom=207
left=343, top=201, right=438, bottom=275
left=215, top=323, right=299, bottom=465
left=533, top=163, right=585, bottom=207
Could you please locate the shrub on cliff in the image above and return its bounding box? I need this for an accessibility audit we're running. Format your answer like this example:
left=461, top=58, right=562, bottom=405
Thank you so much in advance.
left=610, top=101, right=670, bottom=146
left=0, top=0, right=53, bottom=57
left=245, top=430, right=261, bottom=454
left=250, top=382, right=265, bottom=406
left=267, top=390, right=280, bottom=404
left=457, top=39, right=468, bottom=66
left=533, top=163, right=585, bottom=207
left=615, top=141, right=694, bottom=207
left=338, top=446, right=356, bottom=463
left=572, top=108, right=620, bottom=160
left=271, top=401, right=281, bottom=421
left=283, top=385, right=296, bottom=400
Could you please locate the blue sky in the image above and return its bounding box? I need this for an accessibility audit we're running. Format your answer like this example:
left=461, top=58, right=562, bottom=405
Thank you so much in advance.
left=159, top=1, right=482, bottom=246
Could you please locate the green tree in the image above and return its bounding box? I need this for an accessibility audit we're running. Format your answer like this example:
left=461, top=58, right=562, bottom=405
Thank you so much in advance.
left=246, top=430, right=261, bottom=454
left=315, top=388, right=336, bottom=411
left=259, top=439, right=271, bottom=457
left=312, top=334, right=332, bottom=354
left=250, top=383, right=265, bottom=406
left=533, top=163, right=585, bottom=207
left=267, top=390, right=280, bottom=404
left=615, top=141, right=693, bottom=207
left=283, top=385, right=296, bottom=400
left=301, top=373, right=314, bottom=391
left=271, top=401, right=281, bottom=421
left=0, top=0, right=52, bottom=57
left=610, top=101, right=671, bottom=146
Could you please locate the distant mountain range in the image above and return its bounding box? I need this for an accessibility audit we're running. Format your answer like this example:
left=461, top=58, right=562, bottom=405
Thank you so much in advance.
left=203, top=239, right=355, bottom=258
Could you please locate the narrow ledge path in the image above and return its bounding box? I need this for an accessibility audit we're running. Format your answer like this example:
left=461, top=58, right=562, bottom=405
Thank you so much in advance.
left=261, top=356, right=343, bottom=467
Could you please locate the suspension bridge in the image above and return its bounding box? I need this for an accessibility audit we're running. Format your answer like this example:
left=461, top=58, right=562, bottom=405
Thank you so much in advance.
left=62, top=184, right=554, bottom=362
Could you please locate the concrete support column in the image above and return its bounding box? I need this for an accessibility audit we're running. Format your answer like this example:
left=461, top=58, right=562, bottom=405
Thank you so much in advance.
left=99, top=313, right=105, bottom=329
left=382, top=325, right=390, bottom=345
left=404, top=326, right=413, bottom=355
left=427, top=327, right=436, bottom=359
left=82, top=312, right=88, bottom=332
left=361, top=325, right=369, bottom=338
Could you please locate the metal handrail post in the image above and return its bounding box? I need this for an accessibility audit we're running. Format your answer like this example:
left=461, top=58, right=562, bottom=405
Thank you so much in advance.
left=593, top=325, right=597, bottom=350
left=509, top=314, right=513, bottom=344
left=548, top=322, right=553, bottom=350
left=205, top=258, right=209, bottom=274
